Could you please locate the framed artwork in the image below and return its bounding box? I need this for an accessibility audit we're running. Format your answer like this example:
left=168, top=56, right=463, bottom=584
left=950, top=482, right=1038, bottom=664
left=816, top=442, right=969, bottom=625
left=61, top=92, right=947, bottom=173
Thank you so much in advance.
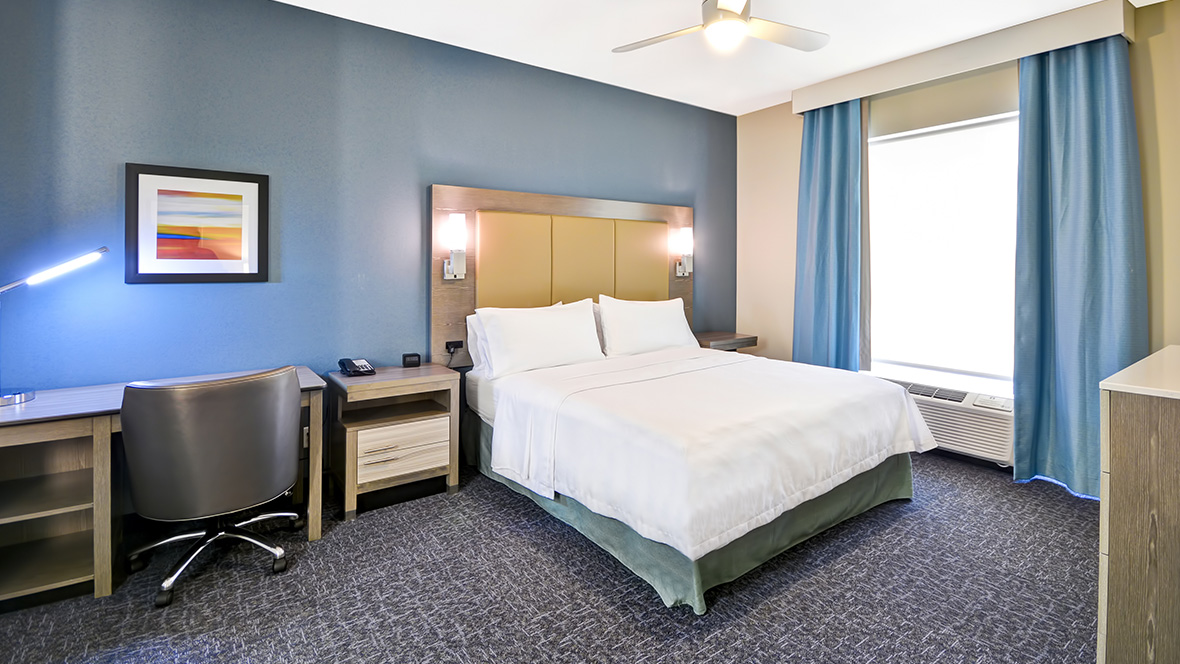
left=125, top=163, right=269, bottom=283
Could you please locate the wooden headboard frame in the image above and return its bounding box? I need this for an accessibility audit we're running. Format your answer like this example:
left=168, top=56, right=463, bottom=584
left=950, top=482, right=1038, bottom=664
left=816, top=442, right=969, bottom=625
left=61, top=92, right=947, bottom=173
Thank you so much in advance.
left=430, top=184, right=693, bottom=366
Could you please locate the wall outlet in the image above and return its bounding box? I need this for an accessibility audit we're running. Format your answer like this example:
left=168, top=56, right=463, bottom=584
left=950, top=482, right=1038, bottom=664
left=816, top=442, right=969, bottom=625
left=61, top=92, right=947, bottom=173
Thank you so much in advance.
left=446, top=340, right=464, bottom=353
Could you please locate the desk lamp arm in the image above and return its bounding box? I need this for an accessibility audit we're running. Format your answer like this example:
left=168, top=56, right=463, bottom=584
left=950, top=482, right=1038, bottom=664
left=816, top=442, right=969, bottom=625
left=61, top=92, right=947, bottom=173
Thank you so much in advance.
left=0, top=278, right=27, bottom=296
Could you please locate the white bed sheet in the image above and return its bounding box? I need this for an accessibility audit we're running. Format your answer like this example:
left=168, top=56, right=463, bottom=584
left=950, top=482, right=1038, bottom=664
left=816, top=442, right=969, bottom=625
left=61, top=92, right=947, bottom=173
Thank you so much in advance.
left=487, top=347, right=936, bottom=560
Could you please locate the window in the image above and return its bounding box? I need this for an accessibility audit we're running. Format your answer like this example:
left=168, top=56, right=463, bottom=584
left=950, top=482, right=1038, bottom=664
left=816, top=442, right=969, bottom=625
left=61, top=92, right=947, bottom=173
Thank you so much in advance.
left=867, top=113, right=1018, bottom=397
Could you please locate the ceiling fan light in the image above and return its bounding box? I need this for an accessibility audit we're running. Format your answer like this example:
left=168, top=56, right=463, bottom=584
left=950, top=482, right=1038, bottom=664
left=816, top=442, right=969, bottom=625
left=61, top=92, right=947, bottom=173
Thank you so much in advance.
left=705, top=18, right=748, bottom=51
left=715, top=0, right=748, bottom=14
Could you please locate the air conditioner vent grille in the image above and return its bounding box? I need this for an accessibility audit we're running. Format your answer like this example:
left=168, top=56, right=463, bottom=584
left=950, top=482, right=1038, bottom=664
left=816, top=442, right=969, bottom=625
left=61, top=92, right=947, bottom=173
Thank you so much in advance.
left=909, top=383, right=937, bottom=398
left=884, top=379, right=967, bottom=403
left=931, top=388, right=968, bottom=403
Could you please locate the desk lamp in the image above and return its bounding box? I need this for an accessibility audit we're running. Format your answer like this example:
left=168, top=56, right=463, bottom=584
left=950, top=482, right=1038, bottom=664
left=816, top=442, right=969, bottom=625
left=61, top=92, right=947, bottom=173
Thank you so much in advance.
left=0, top=246, right=109, bottom=406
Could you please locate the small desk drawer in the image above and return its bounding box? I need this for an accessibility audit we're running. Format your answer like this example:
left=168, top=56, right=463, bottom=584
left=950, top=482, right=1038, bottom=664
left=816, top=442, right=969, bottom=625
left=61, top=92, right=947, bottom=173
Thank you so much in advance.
left=356, top=416, right=449, bottom=457
left=357, top=439, right=449, bottom=485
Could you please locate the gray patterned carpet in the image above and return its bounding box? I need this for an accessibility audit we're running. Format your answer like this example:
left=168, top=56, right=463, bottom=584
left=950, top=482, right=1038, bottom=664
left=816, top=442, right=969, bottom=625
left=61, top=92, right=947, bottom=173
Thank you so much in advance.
left=0, top=452, right=1098, bottom=664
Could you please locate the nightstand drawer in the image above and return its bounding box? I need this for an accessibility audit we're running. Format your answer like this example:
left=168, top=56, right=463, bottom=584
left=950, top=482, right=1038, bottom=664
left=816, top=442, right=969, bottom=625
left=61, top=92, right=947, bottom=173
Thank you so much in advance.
left=357, top=439, right=449, bottom=485
left=356, top=416, right=449, bottom=457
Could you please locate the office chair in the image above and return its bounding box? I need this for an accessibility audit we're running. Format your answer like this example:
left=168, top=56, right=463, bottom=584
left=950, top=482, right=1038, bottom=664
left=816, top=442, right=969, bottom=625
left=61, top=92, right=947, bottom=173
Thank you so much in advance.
left=120, top=366, right=304, bottom=607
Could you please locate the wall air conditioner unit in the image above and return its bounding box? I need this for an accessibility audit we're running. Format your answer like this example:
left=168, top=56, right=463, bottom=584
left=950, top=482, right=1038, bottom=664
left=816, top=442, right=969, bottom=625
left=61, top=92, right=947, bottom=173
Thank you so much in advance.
left=886, top=379, right=1014, bottom=466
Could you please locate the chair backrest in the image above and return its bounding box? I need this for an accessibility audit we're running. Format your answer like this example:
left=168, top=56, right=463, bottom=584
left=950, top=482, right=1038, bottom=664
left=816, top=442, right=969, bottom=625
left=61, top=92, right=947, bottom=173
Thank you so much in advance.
left=120, top=366, right=302, bottom=522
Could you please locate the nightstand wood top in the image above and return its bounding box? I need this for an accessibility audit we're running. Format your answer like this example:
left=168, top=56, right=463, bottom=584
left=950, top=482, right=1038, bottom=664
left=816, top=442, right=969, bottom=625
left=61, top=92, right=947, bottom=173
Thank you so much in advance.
left=695, top=331, right=758, bottom=351
left=326, top=364, right=458, bottom=400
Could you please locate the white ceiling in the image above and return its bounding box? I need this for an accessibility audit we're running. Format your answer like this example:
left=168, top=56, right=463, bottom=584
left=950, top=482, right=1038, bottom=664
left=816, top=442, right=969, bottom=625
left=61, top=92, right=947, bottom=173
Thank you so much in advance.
left=273, top=0, right=1107, bottom=116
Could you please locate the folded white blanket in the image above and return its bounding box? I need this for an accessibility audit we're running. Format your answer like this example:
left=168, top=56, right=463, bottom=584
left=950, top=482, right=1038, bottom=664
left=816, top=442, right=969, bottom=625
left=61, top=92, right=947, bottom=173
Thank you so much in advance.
left=489, top=347, right=936, bottom=560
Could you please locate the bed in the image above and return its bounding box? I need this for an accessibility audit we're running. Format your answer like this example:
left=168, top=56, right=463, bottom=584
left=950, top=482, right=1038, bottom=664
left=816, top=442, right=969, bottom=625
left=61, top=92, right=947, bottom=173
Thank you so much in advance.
left=460, top=299, right=936, bottom=614
left=430, top=185, right=934, bottom=613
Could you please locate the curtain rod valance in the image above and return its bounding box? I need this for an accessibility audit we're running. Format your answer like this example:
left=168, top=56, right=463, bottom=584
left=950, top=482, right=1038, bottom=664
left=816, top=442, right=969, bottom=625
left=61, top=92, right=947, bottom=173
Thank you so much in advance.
left=790, top=0, right=1134, bottom=115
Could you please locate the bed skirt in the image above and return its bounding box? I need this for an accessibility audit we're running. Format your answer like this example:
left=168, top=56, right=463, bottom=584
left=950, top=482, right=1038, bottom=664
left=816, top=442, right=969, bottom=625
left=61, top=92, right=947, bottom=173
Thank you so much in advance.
left=461, top=409, right=913, bottom=615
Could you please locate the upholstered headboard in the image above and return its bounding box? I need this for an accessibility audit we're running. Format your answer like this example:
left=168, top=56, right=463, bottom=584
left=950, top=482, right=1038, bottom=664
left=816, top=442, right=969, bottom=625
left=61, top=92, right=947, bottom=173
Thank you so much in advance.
left=430, top=185, right=693, bottom=366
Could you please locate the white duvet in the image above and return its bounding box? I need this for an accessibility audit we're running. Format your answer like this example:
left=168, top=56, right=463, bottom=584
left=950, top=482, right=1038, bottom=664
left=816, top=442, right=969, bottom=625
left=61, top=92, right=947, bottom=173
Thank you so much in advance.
left=489, top=347, right=936, bottom=560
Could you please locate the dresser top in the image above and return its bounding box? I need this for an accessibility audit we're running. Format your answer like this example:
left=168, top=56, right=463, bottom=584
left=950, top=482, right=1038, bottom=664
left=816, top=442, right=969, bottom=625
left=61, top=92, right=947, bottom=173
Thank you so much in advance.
left=1101, top=345, right=1180, bottom=399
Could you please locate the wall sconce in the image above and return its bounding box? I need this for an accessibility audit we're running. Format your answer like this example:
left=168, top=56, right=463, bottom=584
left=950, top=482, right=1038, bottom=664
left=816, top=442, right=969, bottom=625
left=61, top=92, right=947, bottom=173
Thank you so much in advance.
left=441, top=213, right=467, bottom=280
left=1, top=246, right=109, bottom=406
left=669, top=227, right=694, bottom=277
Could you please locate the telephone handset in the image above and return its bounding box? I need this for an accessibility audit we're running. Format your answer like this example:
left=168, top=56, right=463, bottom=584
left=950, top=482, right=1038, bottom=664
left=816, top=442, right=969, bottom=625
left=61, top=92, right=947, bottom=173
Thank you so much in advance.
left=338, top=358, right=376, bottom=377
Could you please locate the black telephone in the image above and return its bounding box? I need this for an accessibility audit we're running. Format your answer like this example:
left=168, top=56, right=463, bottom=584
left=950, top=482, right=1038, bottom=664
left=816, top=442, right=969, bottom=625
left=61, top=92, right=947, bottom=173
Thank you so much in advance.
left=338, top=358, right=375, bottom=377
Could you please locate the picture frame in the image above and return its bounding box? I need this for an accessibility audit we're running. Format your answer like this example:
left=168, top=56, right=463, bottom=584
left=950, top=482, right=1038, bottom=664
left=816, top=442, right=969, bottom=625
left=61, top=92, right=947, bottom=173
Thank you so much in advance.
left=125, top=163, right=269, bottom=283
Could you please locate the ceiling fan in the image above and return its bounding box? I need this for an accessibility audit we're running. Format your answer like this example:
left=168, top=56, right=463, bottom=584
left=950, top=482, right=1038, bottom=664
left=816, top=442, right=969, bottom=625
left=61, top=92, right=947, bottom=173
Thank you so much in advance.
left=612, top=0, right=829, bottom=54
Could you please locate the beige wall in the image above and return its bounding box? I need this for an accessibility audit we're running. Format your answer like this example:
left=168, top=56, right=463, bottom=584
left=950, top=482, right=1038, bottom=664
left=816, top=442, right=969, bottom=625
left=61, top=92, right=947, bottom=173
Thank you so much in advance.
left=735, top=102, right=804, bottom=360
left=736, top=2, right=1180, bottom=358
left=1131, top=1, right=1180, bottom=351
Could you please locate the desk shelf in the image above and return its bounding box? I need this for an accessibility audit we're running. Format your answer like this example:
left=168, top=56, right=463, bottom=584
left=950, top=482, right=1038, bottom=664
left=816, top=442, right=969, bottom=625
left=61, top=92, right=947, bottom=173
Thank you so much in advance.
left=0, top=530, right=94, bottom=601
left=0, top=469, right=94, bottom=525
left=0, top=365, right=327, bottom=605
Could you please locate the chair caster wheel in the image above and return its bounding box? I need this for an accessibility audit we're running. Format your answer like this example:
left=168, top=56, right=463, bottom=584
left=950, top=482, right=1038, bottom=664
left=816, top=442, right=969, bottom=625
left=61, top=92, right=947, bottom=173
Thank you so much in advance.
left=154, top=589, right=173, bottom=608
left=289, top=517, right=306, bottom=531
left=272, top=557, right=288, bottom=574
left=128, top=555, right=148, bottom=574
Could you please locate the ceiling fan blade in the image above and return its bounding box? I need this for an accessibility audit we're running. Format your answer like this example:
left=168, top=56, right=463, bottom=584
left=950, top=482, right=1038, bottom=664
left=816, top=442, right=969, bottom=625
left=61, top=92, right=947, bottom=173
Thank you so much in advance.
left=747, top=17, right=829, bottom=52
left=612, top=24, right=704, bottom=53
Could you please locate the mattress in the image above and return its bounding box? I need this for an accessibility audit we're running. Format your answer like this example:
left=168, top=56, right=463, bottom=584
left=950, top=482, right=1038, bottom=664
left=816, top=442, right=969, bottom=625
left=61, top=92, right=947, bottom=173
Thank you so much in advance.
left=465, top=366, right=497, bottom=425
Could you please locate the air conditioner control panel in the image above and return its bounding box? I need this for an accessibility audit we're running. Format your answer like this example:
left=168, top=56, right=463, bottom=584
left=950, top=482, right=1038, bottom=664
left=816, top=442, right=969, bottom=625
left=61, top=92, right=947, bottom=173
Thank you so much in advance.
left=973, top=394, right=1013, bottom=412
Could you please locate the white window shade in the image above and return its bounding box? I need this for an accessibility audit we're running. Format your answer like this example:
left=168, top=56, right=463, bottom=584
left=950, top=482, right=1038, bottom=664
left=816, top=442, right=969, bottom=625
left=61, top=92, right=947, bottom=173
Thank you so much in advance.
left=868, top=115, right=1018, bottom=386
left=867, top=62, right=1017, bottom=139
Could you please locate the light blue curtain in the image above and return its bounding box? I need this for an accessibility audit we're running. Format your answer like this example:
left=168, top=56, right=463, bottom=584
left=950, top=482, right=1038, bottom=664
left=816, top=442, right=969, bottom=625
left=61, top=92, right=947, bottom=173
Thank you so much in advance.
left=792, top=99, right=862, bottom=371
left=1014, top=36, right=1148, bottom=498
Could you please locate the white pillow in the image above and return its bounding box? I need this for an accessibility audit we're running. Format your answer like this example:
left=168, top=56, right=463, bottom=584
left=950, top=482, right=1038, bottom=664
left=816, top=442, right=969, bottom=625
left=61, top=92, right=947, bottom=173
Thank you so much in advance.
left=476, top=299, right=603, bottom=379
left=466, top=313, right=487, bottom=370
left=597, top=295, right=698, bottom=356
left=591, top=302, right=605, bottom=352
left=467, top=302, right=562, bottom=373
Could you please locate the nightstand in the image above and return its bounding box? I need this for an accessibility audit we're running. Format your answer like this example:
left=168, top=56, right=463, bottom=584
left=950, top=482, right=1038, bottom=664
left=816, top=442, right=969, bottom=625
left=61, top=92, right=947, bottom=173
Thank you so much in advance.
left=326, top=364, right=459, bottom=521
left=695, top=331, right=758, bottom=351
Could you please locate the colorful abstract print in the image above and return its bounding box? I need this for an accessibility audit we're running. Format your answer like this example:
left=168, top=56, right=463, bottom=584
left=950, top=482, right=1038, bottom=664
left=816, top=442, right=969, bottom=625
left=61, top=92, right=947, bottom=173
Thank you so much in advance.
left=156, top=189, right=244, bottom=260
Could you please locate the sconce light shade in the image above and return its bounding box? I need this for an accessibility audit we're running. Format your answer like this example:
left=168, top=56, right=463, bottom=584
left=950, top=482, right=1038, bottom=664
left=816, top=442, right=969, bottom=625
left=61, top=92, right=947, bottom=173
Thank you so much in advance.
left=672, top=227, right=694, bottom=255
left=669, top=228, right=694, bottom=277
left=442, top=213, right=468, bottom=280
left=441, top=213, right=468, bottom=251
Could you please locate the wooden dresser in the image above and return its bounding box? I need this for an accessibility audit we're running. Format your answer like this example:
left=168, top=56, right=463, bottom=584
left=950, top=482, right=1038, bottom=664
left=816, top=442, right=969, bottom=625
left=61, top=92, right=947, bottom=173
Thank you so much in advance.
left=1099, top=346, right=1180, bottom=663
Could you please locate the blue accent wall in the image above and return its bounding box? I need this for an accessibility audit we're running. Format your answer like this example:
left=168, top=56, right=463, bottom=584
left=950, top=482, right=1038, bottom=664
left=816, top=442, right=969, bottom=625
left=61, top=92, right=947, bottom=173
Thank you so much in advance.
left=0, top=0, right=737, bottom=390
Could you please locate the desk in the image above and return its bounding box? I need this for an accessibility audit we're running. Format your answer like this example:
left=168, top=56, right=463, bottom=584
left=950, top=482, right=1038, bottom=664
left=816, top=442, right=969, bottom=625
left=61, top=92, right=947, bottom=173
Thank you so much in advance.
left=0, top=366, right=324, bottom=601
